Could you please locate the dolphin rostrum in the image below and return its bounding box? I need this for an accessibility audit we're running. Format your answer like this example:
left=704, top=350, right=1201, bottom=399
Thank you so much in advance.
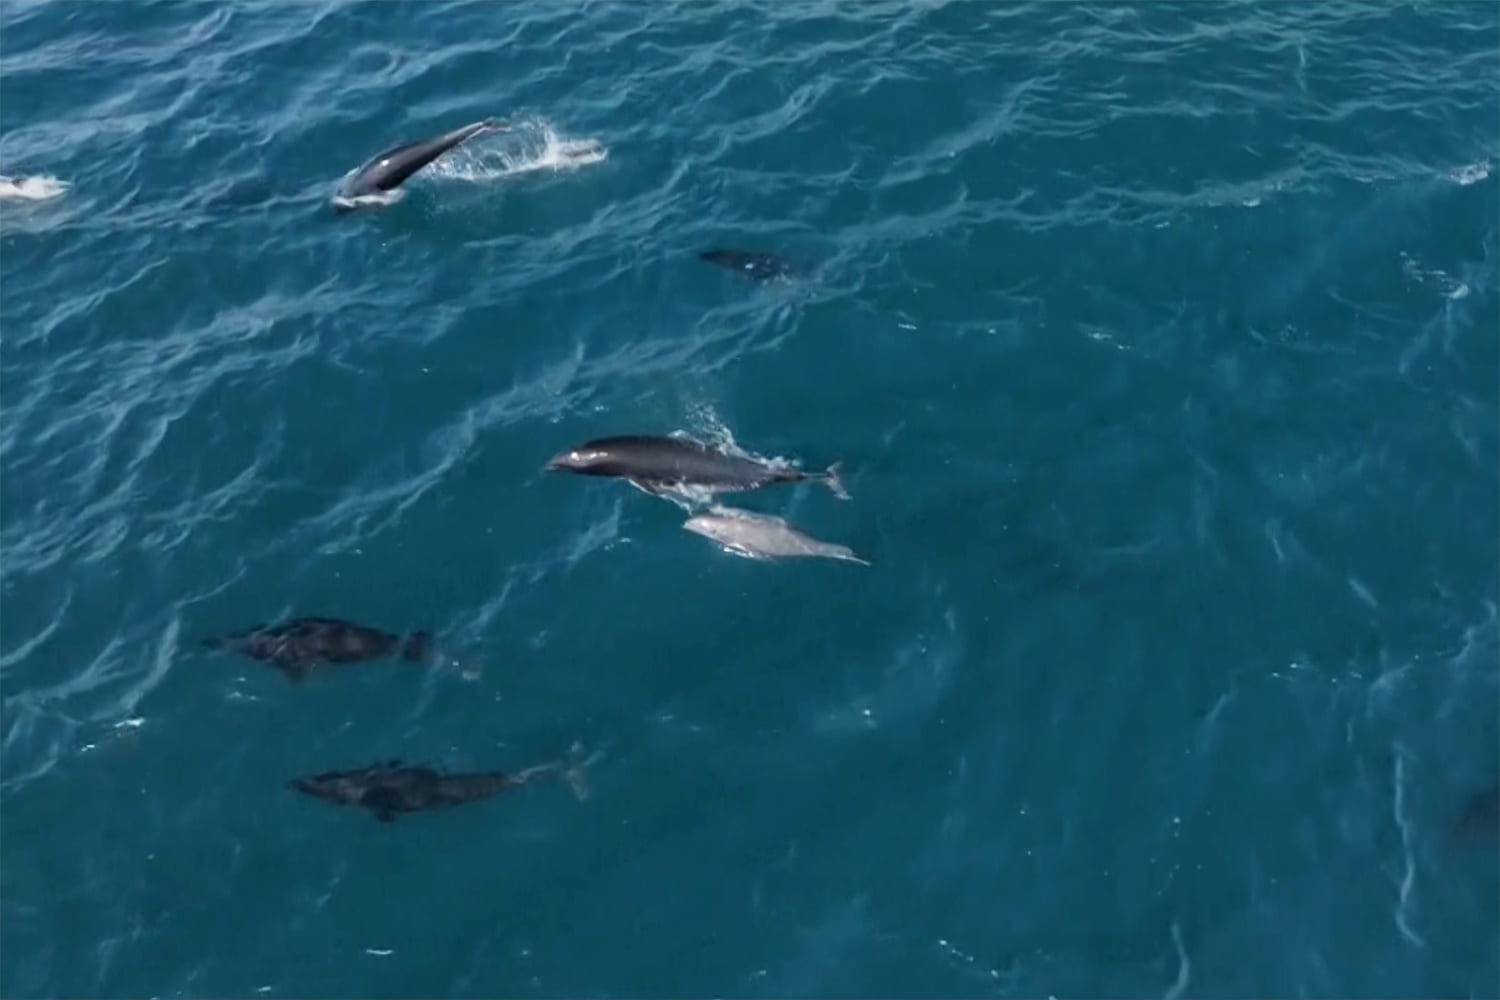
left=332, top=118, right=505, bottom=211
left=287, top=743, right=596, bottom=822
left=544, top=434, right=848, bottom=499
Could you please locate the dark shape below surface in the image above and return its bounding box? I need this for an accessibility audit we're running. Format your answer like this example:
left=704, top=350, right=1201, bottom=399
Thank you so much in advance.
left=200, top=616, right=434, bottom=681
left=287, top=744, right=595, bottom=822
left=697, top=247, right=806, bottom=282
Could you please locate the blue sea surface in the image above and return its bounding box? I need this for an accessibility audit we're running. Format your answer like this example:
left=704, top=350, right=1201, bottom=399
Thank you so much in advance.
left=2, top=2, right=1497, bottom=997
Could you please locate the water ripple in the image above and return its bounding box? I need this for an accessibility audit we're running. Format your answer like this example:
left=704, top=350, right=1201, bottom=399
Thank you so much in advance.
left=1, top=1, right=1496, bottom=996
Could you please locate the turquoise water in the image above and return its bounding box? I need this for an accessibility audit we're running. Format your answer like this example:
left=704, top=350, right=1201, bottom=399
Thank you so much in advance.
left=2, top=1, right=1497, bottom=996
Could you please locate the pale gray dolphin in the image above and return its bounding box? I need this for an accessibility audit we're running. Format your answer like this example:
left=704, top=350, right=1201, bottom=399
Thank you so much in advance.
left=683, top=506, right=869, bottom=565
left=332, top=118, right=505, bottom=211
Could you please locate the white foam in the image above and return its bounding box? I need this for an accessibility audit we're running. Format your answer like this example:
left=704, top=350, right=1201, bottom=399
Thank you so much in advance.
left=1162, top=921, right=1191, bottom=1000
left=1400, top=251, right=1470, bottom=301
left=1390, top=749, right=1427, bottom=950
left=1447, top=161, right=1490, bottom=186
left=0, top=173, right=69, bottom=200
left=626, top=406, right=805, bottom=513
left=331, top=183, right=405, bottom=211
left=428, top=116, right=607, bottom=183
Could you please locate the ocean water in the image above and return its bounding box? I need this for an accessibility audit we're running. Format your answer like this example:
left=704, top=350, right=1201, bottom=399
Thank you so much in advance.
left=2, top=1, right=1497, bottom=996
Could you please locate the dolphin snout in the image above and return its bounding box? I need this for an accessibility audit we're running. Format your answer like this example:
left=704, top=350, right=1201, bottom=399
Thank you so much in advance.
left=544, top=451, right=575, bottom=471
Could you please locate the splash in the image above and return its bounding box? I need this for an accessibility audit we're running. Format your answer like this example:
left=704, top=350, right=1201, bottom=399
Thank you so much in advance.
left=0, top=174, right=69, bottom=200
left=625, top=404, right=817, bottom=513
left=330, top=183, right=405, bottom=212
left=1447, top=160, right=1490, bottom=186
left=681, top=402, right=804, bottom=473
left=1399, top=251, right=1470, bottom=301
left=427, top=116, right=607, bottom=183
left=679, top=401, right=756, bottom=461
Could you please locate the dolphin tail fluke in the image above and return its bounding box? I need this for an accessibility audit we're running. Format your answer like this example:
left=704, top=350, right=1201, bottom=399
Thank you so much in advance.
left=820, top=461, right=850, bottom=501
left=562, top=741, right=600, bottom=801
left=507, top=743, right=598, bottom=801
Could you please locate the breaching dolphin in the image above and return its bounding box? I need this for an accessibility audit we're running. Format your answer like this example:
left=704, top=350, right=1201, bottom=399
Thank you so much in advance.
left=332, top=118, right=504, bottom=211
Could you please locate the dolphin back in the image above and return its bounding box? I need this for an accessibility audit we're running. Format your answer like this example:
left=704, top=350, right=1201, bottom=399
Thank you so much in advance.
left=342, top=119, right=500, bottom=196
left=581, top=435, right=777, bottom=486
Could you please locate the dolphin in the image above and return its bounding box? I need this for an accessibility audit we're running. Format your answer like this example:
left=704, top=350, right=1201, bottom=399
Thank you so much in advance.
left=544, top=434, right=848, bottom=499
left=697, top=247, right=806, bottom=282
left=0, top=174, right=68, bottom=200
left=200, top=616, right=434, bottom=681
left=287, top=744, right=595, bottom=822
left=683, top=506, right=870, bottom=565
left=332, top=118, right=505, bottom=211
left=1451, top=785, right=1498, bottom=842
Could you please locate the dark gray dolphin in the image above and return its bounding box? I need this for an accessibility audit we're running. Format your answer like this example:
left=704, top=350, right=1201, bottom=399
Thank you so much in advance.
left=332, top=118, right=504, bottom=210
left=697, top=248, right=806, bottom=282
left=287, top=744, right=594, bottom=822
left=544, top=434, right=848, bottom=499
left=200, top=616, right=434, bottom=681
left=1452, top=785, right=1498, bottom=842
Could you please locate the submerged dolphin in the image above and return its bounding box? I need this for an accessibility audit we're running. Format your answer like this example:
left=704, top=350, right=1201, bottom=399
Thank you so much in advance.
left=697, top=248, right=805, bottom=282
left=287, top=744, right=595, bottom=822
left=545, top=434, right=848, bottom=499
left=201, top=616, right=434, bottom=681
left=684, top=506, right=869, bottom=566
left=332, top=118, right=504, bottom=211
left=1452, top=785, right=1498, bottom=842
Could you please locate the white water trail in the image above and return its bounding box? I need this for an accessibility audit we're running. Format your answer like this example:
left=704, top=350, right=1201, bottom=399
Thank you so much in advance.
left=0, top=174, right=69, bottom=200
left=427, top=115, right=607, bottom=182
left=330, top=184, right=405, bottom=212
left=1390, top=746, right=1427, bottom=950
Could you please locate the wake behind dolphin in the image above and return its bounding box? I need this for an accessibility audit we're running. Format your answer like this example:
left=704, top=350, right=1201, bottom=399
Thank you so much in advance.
left=332, top=118, right=506, bottom=212
left=0, top=174, right=69, bottom=201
